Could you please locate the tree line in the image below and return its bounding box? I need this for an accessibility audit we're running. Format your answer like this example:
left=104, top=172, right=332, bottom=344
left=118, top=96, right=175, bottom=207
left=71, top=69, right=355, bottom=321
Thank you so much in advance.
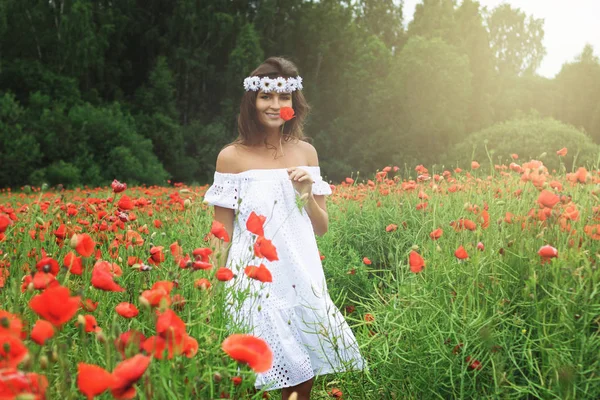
left=0, top=0, right=599, bottom=188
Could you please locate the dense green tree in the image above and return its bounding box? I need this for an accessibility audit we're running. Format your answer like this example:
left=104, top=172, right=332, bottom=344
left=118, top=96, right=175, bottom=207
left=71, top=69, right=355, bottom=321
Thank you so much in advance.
left=554, top=44, right=600, bottom=143
left=486, top=3, right=546, bottom=76
left=407, top=0, right=458, bottom=43
left=381, top=36, right=472, bottom=166
left=354, top=0, right=404, bottom=50
left=454, top=0, right=494, bottom=132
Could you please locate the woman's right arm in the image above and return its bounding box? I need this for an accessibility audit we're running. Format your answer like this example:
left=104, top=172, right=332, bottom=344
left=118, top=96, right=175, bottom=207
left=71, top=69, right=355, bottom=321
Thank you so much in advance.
left=208, top=146, right=237, bottom=268
left=209, top=206, right=234, bottom=268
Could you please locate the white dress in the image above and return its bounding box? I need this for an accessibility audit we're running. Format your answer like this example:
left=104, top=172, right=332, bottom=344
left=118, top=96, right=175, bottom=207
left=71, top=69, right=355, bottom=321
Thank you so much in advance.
left=204, top=166, right=366, bottom=391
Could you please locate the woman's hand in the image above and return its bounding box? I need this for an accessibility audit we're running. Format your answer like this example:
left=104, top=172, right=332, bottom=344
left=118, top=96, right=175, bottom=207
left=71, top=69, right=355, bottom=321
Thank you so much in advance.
left=287, top=167, right=313, bottom=198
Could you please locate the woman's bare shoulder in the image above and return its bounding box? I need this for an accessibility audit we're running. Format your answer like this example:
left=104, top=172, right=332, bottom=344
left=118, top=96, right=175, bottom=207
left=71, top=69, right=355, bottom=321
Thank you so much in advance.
left=216, top=145, right=242, bottom=173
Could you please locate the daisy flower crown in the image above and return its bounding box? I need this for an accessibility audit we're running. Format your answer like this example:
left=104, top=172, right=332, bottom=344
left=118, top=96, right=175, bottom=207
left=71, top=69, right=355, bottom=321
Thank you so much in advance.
left=243, top=75, right=303, bottom=93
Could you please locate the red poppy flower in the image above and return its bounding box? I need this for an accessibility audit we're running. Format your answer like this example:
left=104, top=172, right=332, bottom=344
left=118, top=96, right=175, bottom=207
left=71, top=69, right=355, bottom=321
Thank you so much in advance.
left=0, top=311, right=24, bottom=338
left=244, top=264, right=273, bottom=283
left=78, top=314, right=101, bottom=333
left=194, top=278, right=211, bottom=290
left=471, top=161, right=480, bottom=170
left=537, top=190, right=560, bottom=209
left=0, top=368, right=48, bottom=398
left=170, top=242, right=183, bottom=259
left=81, top=298, right=98, bottom=312
left=246, top=211, right=267, bottom=237
left=114, top=330, right=146, bottom=358
left=91, top=261, right=125, bottom=292
left=556, top=147, right=567, bottom=156
left=110, top=354, right=151, bottom=399
left=216, top=267, right=234, bottom=281
left=35, top=257, right=59, bottom=276
left=192, top=247, right=212, bottom=262
left=455, top=245, right=469, bottom=260
left=211, top=220, right=230, bottom=242
left=29, top=285, right=81, bottom=327
left=231, top=376, right=243, bottom=386
left=408, top=251, right=425, bottom=273
left=53, top=223, right=67, bottom=240
left=111, top=179, right=127, bottom=193
left=538, top=244, right=558, bottom=264
left=192, top=260, right=213, bottom=270
left=385, top=224, right=398, bottom=232
left=140, top=282, right=173, bottom=308
left=77, top=363, right=114, bottom=400
left=362, top=257, right=372, bottom=265
left=0, top=214, right=13, bottom=233
left=328, top=388, right=343, bottom=398
left=466, top=355, right=482, bottom=370
left=148, top=246, right=165, bottom=265
left=279, top=107, right=295, bottom=121
left=156, top=309, right=186, bottom=342
left=32, top=271, right=58, bottom=290
left=221, top=334, right=273, bottom=373
left=74, top=233, right=96, bottom=257
left=253, top=236, right=279, bottom=261
left=429, top=228, right=443, bottom=240
left=0, top=333, right=28, bottom=368
left=116, top=195, right=134, bottom=211
left=115, top=303, right=139, bottom=319
left=63, top=252, right=83, bottom=275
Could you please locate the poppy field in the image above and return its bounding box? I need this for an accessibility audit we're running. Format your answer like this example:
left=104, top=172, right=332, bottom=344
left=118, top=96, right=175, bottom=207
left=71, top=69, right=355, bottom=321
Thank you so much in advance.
left=0, top=149, right=600, bottom=399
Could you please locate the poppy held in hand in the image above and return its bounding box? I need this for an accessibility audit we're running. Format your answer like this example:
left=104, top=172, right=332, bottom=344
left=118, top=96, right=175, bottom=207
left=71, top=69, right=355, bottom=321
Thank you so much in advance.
left=279, top=107, right=295, bottom=121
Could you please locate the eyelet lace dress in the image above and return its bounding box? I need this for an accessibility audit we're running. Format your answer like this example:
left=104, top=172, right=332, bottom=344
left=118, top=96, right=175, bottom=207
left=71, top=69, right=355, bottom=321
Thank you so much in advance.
left=204, top=166, right=366, bottom=391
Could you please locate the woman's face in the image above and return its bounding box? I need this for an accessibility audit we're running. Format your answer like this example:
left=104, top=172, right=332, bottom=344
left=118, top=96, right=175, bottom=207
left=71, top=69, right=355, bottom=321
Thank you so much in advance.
left=255, top=90, right=293, bottom=129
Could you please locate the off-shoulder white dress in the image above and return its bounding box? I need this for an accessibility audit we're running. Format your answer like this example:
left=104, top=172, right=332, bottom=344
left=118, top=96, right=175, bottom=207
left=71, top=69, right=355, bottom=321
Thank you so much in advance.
left=204, top=166, right=366, bottom=391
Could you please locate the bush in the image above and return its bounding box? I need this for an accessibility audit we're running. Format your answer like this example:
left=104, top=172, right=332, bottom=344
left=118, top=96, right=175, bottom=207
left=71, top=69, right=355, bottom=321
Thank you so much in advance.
left=447, top=114, right=600, bottom=172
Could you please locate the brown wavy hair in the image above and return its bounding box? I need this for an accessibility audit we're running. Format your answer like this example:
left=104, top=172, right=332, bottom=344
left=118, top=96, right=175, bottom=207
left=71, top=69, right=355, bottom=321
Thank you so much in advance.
left=223, top=57, right=311, bottom=152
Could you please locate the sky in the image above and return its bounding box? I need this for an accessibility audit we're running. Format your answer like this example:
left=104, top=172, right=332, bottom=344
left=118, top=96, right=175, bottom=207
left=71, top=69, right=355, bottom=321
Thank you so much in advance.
left=401, top=0, right=600, bottom=78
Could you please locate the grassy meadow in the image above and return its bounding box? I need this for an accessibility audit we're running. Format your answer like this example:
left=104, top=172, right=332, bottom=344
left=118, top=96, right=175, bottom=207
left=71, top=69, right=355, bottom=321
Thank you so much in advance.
left=0, top=153, right=599, bottom=399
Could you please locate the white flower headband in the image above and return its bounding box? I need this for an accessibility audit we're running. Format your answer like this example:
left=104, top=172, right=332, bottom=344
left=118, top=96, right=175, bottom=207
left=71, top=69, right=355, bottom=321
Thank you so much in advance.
left=243, top=75, right=303, bottom=93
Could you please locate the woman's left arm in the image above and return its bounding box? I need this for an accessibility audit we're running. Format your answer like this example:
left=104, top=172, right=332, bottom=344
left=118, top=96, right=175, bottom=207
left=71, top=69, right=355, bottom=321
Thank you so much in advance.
left=304, top=142, right=328, bottom=236
left=304, top=194, right=328, bottom=237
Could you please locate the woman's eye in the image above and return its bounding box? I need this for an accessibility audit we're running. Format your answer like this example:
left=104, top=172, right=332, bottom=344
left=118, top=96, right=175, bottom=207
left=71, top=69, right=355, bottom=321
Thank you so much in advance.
left=261, top=96, right=269, bottom=99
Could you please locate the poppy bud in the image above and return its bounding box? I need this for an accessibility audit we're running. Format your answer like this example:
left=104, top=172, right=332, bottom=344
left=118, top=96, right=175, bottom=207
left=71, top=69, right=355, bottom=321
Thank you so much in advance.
left=184, top=199, right=192, bottom=208
left=96, top=330, right=107, bottom=343
left=39, top=355, right=49, bottom=369
left=41, top=183, right=48, bottom=191
left=16, top=394, right=37, bottom=400
left=70, top=234, right=79, bottom=249
left=77, top=314, right=86, bottom=326
left=36, top=217, right=45, bottom=225
left=213, top=372, right=222, bottom=383
left=139, top=296, right=151, bottom=309
left=411, top=244, right=419, bottom=251
left=51, top=347, right=59, bottom=362
left=23, top=185, right=32, bottom=194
